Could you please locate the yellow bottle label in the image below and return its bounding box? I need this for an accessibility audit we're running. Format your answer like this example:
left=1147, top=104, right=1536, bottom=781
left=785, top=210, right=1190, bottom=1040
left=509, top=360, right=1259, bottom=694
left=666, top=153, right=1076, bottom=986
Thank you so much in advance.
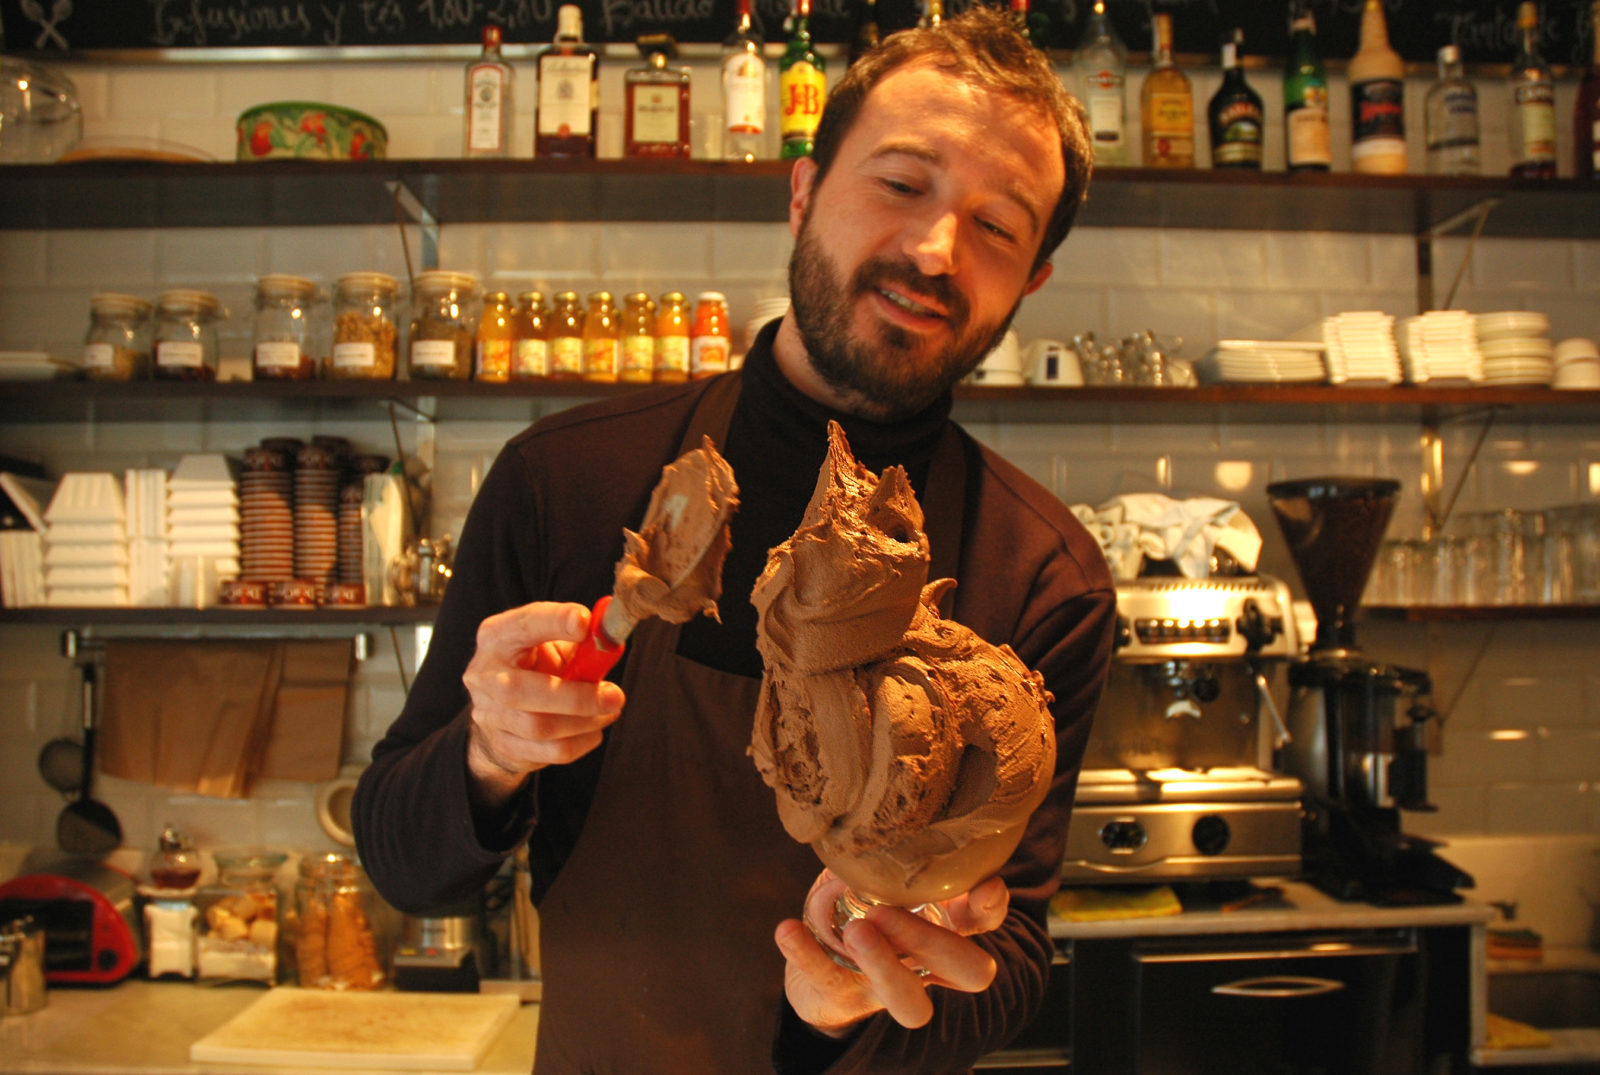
left=1149, top=93, right=1192, bottom=137
left=514, top=339, right=548, bottom=377
left=622, top=334, right=655, bottom=376
left=657, top=335, right=689, bottom=375
left=551, top=336, right=584, bottom=376
left=584, top=337, right=617, bottom=376
left=780, top=64, right=827, bottom=138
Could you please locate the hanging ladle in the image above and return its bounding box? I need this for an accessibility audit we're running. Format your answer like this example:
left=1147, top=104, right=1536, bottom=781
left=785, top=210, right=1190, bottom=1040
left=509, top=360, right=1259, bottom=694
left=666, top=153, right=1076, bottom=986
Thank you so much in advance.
left=55, top=658, right=122, bottom=855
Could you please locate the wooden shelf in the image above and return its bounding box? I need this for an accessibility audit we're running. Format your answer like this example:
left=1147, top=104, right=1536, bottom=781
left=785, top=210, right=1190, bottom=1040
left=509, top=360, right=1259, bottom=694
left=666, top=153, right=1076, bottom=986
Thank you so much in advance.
left=0, top=606, right=435, bottom=627
left=2, top=378, right=1597, bottom=426
left=1, top=159, right=1594, bottom=237
left=1366, top=604, right=1600, bottom=622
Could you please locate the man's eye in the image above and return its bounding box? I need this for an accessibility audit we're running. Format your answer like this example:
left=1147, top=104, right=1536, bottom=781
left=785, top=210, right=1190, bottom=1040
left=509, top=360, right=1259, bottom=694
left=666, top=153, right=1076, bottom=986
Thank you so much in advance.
left=979, top=218, right=1017, bottom=242
left=880, top=178, right=920, bottom=195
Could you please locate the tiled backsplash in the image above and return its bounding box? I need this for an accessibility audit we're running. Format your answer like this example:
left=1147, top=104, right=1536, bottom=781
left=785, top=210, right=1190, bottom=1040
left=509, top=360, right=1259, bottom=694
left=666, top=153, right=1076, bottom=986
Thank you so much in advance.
left=1, top=50, right=1598, bottom=866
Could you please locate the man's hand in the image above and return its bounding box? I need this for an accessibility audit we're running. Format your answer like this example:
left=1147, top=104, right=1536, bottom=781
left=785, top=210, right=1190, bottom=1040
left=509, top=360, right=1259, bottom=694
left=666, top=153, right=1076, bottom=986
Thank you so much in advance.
left=462, top=602, right=626, bottom=809
left=774, top=869, right=1010, bottom=1036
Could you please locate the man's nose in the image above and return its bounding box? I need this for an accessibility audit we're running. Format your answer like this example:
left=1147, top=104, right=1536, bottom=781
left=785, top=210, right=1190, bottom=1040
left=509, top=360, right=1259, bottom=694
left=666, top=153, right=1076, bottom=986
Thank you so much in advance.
left=906, top=211, right=959, bottom=276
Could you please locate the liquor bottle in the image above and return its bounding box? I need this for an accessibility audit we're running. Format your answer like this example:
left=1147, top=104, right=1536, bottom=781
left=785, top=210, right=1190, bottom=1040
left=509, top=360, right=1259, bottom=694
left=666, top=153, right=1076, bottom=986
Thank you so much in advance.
left=1348, top=0, right=1406, bottom=174
left=1283, top=7, right=1331, bottom=173
left=1207, top=28, right=1263, bottom=170
left=1575, top=0, right=1600, bottom=181
left=850, top=0, right=881, bottom=65
left=1009, top=0, right=1047, bottom=45
left=780, top=0, right=826, bottom=160
left=535, top=4, right=597, bottom=159
left=1140, top=13, right=1193, bottom=168
left=919, top=0, right=944, bottom=30
left=1509, top=1, right=1556, bottom=178
left=464, top=24, right=513, bottom=159
left=1073, top=0, right=1128, bottom=166
left=1425, top=44, right=1480, bottom=176
left=624, top=34, right=690, bottom=158
left=722, top=0, right=768, bottom=161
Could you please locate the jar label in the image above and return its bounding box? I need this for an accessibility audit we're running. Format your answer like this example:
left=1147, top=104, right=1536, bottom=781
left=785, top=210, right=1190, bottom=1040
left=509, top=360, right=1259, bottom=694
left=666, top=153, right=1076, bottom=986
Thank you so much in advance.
left=584, top=337, right=618, bottom=376
left=514, top=338, right=550, bottom=377
left=255, top=341, right=302, bottom=369
left=412, top=339, right=457, bottom=368
left=158, top=341, right=204, bottom=368
left=631, top=85, right=682, bottom=145
left=622, top=334, right=655, bottom=376
left=551, top=336, right=584, bottom=376
left=477, top=339, right=512, bottom=378
left=691, top=335, right=729, bottom=377
left=723, top=53, right=766, bottom=133
left=333, top=341, right=376, bottom=369
left=84, top=342, right=114, bottom=369
left=539, top=55, right=595, bottom=137
left=657, top=335, right=689, bottom=375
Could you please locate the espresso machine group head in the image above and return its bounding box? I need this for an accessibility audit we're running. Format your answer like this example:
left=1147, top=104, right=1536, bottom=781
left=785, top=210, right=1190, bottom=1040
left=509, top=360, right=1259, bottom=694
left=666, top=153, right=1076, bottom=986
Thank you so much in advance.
left=1265, top=477, right=1473, bottom=905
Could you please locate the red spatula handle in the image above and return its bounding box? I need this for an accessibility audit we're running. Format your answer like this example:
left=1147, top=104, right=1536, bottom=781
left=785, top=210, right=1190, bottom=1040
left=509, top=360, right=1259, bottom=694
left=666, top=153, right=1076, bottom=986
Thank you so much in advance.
left=558, top=595, right=624, bottom=682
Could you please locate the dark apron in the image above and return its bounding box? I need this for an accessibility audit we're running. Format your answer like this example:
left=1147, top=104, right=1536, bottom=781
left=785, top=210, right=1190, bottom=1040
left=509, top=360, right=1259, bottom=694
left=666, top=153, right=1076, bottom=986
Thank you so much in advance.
left=535, top=376, right=966, bottom=1074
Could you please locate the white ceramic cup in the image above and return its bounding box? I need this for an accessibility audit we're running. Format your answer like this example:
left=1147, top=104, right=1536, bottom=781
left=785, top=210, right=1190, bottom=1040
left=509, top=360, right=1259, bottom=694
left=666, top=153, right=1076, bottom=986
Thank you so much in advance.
left=971, top=330, right=1023, bottom=386
left=1023, top=338, right=1083, bottom=386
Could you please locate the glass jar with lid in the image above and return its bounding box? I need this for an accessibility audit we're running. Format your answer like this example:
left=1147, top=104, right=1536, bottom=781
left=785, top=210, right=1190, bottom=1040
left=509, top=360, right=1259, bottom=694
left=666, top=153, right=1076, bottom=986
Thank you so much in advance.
left=153, top=289, right=223, bottom=381
left=251, top=273, right=321, bottom=381
left=195, top=847, right=286, bottom=982
left=329, top=271, right=398, bottom=381
left=290, top=852, right=390, bottom=991
left=407, top=270, right=479, bottom=381
left=82, top=292, right=152, bottom=381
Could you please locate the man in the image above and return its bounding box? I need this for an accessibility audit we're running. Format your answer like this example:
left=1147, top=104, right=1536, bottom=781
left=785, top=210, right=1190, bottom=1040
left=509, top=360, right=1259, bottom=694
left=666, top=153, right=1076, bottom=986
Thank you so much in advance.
left=352, top=6, right=1114, bottom=1072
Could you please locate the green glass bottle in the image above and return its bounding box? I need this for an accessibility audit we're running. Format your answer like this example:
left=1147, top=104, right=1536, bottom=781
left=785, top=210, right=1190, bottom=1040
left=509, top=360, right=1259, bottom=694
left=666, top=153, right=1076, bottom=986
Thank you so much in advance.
left=1283, top=6, right=1331, bottom=173
left=780, top=0, right=827, bottom=159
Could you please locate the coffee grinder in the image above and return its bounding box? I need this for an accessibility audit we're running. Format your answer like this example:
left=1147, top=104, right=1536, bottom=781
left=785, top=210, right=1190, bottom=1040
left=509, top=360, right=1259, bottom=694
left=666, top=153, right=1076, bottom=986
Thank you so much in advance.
left=1265, top=477, right=1473, bottom=905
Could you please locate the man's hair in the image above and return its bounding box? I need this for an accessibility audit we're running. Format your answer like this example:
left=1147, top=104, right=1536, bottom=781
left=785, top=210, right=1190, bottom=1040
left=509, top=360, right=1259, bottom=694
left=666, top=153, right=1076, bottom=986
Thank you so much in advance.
left=807, top=3, right=1093, bottom=272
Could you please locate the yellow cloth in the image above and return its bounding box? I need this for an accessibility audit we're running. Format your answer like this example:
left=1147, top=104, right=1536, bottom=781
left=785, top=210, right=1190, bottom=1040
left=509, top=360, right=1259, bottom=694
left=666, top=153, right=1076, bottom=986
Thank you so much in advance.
left=1485, top=1013, right=1552, bottom=1050
left=1051, top=885, right=1182, bottom=922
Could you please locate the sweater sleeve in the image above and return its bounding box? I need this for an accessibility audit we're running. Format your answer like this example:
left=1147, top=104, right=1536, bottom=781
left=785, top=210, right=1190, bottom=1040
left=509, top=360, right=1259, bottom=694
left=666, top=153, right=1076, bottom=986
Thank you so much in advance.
left=351, top=446, right=546, bottom=914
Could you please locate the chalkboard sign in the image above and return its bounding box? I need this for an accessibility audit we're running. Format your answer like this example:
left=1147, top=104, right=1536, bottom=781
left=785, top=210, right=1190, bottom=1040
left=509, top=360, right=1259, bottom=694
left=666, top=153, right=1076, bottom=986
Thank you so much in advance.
left=0, top=0, right=1591, bottom=67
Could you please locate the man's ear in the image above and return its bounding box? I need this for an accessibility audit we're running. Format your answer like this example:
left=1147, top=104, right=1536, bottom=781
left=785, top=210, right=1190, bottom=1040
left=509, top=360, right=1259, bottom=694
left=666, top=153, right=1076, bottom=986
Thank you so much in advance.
left=789, top=157, right=818, bottom=239
left=1023, top=260, right=1054, bottom=296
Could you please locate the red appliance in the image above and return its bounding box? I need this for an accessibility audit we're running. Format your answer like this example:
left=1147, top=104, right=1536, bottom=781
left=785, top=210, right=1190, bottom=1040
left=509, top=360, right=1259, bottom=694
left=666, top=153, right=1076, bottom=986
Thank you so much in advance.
left=0, top=862, right=140, bottom=984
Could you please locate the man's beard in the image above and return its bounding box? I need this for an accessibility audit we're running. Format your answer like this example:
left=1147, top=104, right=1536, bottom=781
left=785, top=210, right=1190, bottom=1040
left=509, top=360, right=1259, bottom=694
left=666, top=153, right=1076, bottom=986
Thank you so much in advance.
left=787, top=213, right=1020, bottom=422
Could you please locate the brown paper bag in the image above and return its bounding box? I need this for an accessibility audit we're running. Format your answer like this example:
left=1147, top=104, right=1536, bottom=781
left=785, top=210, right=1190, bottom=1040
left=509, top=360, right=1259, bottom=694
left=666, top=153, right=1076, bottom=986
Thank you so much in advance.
left=256, top=640, right=354, bottom=782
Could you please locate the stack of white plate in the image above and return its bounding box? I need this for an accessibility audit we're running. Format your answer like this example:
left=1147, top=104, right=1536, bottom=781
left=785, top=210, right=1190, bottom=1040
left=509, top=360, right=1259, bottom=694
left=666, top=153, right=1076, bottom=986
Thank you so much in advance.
left=1553, top=337, right=1600, bottom=389
left=0, top=473, right=50, bottom=608
left=43, top=473, right=129, bottom=607
left=1299, top=312, right=1401, bottom=385
left=0, top=350, right=77, bottom=381
left=1396, top=310, right=1483, bottom=384
left=167, top=454, right=240, bottom=601
left=124, top=468, right=170, bottom=607
left=1474, top=310, right=1552, bottom=386
left=1193, top=340, right=1326, bottom=384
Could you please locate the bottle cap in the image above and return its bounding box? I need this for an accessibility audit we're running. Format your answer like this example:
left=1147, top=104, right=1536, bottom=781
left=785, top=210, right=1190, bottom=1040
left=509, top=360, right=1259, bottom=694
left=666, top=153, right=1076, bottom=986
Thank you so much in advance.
left=557, top=5, right=583, bottom=39
left=482, top=23, right=503, bottom=48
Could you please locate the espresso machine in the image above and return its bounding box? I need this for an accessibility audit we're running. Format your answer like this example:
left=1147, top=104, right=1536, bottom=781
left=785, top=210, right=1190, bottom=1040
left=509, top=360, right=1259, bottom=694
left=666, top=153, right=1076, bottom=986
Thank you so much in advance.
left=1062, top=573, right=1305, bottom=883
left=1265, top=476, right=1473, bottom=905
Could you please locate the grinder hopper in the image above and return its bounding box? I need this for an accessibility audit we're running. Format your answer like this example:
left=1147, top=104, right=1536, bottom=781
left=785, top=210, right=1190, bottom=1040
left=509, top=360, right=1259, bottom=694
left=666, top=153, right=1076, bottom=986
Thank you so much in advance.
left=1265, top=477, right=1400, bottom=655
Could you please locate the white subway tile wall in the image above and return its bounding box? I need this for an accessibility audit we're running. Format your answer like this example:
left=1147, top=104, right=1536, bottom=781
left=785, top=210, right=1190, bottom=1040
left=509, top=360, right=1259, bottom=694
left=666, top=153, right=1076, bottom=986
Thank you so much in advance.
left=0, top=53, right=1598, bottom=859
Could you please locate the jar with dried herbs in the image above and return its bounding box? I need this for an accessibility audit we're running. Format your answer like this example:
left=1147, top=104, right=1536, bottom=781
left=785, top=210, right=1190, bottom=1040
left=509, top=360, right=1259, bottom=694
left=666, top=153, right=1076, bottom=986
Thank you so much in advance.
left=408, top=270, right=479, bottom=381
left=251, top=274, right=322, bottom=381
left=82, top=292, right=152, bottom=381
left=329, top=272, right=398, bottom=381
left=154, top=290, right=223, bottom=382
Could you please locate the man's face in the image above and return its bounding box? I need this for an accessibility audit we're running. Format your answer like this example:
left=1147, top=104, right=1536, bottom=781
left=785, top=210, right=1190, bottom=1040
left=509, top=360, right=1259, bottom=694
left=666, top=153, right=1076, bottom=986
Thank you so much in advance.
left=776, top=59, right=1063, bottom=421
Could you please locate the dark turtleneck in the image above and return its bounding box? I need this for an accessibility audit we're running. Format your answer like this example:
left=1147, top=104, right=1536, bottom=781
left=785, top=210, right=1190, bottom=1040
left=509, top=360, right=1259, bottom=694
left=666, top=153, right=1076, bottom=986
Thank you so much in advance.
left=676, top=319, right=953, bottom=677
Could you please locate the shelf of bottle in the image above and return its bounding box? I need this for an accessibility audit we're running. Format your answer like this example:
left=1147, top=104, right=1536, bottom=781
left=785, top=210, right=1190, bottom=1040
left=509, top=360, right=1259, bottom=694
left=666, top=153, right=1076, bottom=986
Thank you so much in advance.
left=1, top=158, right=1594, bottom=237
left=1, top=378, right=1597, bottom=426
left=1365, top=604, right=1600, bottom=622
left=0, top=606, right=435, bottom=627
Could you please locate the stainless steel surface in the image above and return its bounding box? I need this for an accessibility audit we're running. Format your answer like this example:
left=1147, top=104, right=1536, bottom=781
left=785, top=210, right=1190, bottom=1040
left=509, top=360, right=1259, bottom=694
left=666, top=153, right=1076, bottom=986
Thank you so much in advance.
left=1111, top=575, right=1298, bottom=662
left=1062, top=800, right=1303, bottom=882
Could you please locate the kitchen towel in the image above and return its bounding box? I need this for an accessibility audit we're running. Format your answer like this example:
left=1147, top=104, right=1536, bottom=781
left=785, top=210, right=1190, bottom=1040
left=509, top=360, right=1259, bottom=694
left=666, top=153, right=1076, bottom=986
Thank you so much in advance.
left=99, top=639, right=353, bottom=797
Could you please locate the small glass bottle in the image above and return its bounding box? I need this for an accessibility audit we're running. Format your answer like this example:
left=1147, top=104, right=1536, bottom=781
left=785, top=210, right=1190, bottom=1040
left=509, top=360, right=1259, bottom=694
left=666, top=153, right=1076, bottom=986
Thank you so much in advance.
left=1425, top=45, right=1480, bottom=176
left=465, top=23, right=513, bottom=159
left=154, top=289, right=222, bottom=382
left=408, top=270, right=479, bottom=381
left=536, top=4, right=598, bottom=159
left=329, top=272, right=398, bottom=381
left=151, top=825, right=203, bottom=889
left=142, top=827, right=200, bottom=980
left=583, top=290, right=620, bottom=383
left=548, top=291, right=586, bottom=381
left=82, top=292, right=152, bottom=381
left=1284, top=7, right=1332, bottom=173
left=722, top=0, right=768, bottom=161
left=1510, top=1, right=1557, bottom=178
left=1578, top=0, right=1600, bottom=182
left=655, top=291, right=691, bottom=383
left=511, top=290, right=549, bottom=380
left=291, top=853, right=388, bottom=991
left=196, top=848, right=286, bottom=983
left=1074, top=0, right=1127, bottom=166
left=625, top=34, right=691, bottom=159
left=1207, top=28, right=1264, bottom=170
left=1141, top=13, right=1193, bottom=168
left=251, top=273, right=321, bottom=381
left=779, top=0, right=826, bottom=160
left=690, top=292, right=731, bottom=380
left=620, top=291, right=657, bottom=384
left=475, top=290, right=515, bottom=383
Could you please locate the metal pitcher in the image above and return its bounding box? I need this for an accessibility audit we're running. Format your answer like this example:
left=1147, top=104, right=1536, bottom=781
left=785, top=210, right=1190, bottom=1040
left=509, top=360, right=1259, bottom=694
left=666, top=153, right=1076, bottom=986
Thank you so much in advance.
left=0, top=916, right=46, bottom=1015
